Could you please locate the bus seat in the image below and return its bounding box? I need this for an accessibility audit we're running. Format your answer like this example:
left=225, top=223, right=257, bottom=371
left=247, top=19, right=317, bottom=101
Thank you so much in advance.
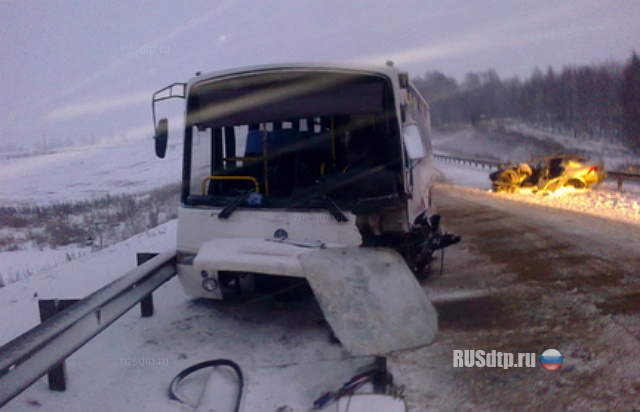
left=245, top=130, right=268, bottom=156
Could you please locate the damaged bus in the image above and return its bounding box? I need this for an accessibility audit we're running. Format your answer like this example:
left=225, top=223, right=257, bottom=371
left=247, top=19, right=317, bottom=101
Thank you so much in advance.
left=152, top=63, right=459, bottom=355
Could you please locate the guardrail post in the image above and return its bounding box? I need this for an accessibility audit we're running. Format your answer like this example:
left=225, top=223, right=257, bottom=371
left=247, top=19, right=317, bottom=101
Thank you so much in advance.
left=38, top=299, right=79, bottom=391
left=373, top=356, right=388, bottom=393
left=618, top=176, right=623, bottom=190
left=137, top=253, right=158, bottom=317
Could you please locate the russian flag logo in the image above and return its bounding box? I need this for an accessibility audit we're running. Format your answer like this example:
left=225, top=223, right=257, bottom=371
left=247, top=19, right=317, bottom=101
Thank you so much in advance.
left=540, top=349, right=563, bottom=371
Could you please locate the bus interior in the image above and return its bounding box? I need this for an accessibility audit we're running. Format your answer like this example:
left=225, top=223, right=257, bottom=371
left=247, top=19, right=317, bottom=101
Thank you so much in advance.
left=183, top=71, right=405, bottom=216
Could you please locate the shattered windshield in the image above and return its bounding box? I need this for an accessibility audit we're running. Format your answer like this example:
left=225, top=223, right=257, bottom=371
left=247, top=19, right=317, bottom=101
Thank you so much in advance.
left=184, top=71, right=403, bottom=210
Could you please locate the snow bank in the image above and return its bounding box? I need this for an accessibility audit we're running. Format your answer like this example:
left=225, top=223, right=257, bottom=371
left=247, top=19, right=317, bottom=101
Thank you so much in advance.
left=0, top=221, right=177, bottom=345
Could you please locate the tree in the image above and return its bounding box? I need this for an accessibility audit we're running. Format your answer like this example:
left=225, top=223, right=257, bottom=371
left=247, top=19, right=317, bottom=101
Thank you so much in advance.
left=412, top=71, right=460, bottom=126
left=411, top=58, right=630, bottom=146
left=620, top=52, right=640, bottom=151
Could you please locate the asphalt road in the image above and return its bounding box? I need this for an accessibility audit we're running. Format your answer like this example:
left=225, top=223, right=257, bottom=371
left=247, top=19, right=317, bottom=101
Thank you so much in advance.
left=391, top=183, right=640, bottom=411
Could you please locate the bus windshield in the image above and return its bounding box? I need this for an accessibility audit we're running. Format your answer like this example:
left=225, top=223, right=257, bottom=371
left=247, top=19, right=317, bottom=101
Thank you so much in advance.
left=183, top=70, right=404, bottom=210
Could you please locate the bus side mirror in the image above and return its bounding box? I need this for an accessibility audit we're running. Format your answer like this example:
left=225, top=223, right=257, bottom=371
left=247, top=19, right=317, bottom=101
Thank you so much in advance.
left=154, top=118, right=168, bottom=159
left=403, top=123, right=425, bottom=161
left=398, top=72, right=409, bottom=88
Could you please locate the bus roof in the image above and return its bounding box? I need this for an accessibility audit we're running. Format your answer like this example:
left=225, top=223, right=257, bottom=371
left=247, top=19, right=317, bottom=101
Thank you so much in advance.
left=185, top=62, right=404, bottom=89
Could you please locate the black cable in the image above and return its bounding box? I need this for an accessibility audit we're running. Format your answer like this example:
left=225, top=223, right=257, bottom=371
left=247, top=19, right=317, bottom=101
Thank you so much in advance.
left=312, top=368, right=379, bottom=409
left=168, top=359, right=244, bottom=412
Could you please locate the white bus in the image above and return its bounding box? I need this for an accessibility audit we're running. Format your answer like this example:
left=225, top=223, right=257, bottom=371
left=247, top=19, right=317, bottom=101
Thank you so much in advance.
left=152, top=62, right=459, bottom=301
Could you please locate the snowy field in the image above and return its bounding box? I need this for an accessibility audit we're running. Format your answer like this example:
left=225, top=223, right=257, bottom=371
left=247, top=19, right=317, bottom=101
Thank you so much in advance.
left=0, top=139, right=182, bottom=206
left=0, top=138, right=183, bottom=286
left=1, top=127, right=640, bottom=410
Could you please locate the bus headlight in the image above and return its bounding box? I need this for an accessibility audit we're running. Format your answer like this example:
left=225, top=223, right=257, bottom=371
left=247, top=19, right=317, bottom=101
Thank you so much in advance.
left=201, top=278, right=219, bottom=292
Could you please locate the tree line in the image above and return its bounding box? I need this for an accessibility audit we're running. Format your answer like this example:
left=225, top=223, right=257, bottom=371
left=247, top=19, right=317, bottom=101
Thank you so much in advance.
left=412, top=52, right=640, bottom=151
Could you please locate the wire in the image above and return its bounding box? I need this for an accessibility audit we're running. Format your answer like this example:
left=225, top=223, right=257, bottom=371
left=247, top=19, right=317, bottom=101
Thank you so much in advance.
left=168, top=359, right=244, bottom=412
left=312, top=368, right=379, bottom=409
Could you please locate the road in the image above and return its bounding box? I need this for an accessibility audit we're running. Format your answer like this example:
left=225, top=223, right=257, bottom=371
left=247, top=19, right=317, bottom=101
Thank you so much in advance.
left=391, top=183, right=640, bottom=411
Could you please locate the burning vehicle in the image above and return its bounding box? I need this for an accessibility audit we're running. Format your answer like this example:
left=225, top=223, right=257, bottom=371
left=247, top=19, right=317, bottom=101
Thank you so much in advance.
left=490, top=153, right=607, bottom=193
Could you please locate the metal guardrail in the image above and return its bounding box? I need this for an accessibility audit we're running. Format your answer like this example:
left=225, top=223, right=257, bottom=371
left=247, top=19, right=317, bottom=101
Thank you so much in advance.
left=434, top=153, right=640, bottom=189
left=433, top=153, right=502, bottom=170
left=608, top=171, right=640, bottom=189
left=0, top=249, right=177, bottom=408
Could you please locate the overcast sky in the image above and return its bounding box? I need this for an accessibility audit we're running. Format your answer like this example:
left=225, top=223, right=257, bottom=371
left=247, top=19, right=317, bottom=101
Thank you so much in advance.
left=1, top=0, right=638, bottom=150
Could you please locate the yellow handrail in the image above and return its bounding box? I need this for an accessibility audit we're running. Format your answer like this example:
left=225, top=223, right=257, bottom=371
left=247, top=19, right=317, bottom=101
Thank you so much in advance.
left=262, top=129, right=269, bottom=196
left=202, top=176, right=260, bottom=195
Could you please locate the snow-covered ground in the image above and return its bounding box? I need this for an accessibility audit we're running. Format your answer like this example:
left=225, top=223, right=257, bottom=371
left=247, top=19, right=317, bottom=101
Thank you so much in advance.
left=0, top=139, right=182, bottom=206
left=1, top=126, right=640, bottom=410
left=1, top=220, right=376, bottom=411
left=0, top=138, right=183, bottom=286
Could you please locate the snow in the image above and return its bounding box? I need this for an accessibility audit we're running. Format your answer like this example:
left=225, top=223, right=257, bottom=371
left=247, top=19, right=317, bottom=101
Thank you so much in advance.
left=0, top=139, right=182, bottom=206
left=435, top=161, right=493, bottom=191
left=504, top=122, right=636, bottom=170
left=0, top=137, right=182, bottom=286
left=493, top=182, right=640, bottom=226
left=432, top=123, right=640, bottom=171
left=0, top=220, right=374, bottom=411
left=1, top=125, right=640, bottom=410
left=0, top=247, right=92, bottom=285
left=0, top=222, right=175, bottom=347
